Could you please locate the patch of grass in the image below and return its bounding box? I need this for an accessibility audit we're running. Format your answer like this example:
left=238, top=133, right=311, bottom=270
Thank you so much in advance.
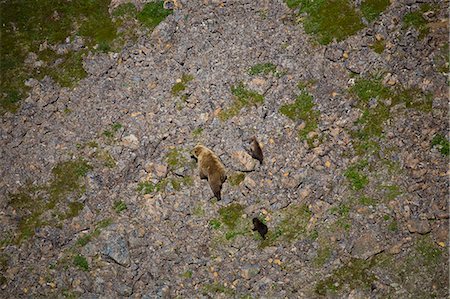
left=96, top=150, right=116, bottom=168
left=330, top=204, right=351, bottom=231
left=9, top=159, right=92, bottom=243
left=192, top=203, right=205, bottom=217
left=209, top=219, right=222, bottom=229
left=181, top=270, right=193, bottom=279
left=76, top=218, right=112, bottom=247
left=431, top=134, right=449, bottom=156
left=137, top=176, right=192, bottom=194
left=73, top=254, right=89, bottom=271
left=314, top=245, right=332, bottom=267
left=202, top=283, right=235, bottom=296
left=219, top=203, right=245, bottom=230
left=248, top=62, right=277, bottom=76
left=416, top=235, right=443, bottom=266
left=191, top=127, right=204, bottom=137
left=228, top=172, right=245, bottom=186
left=434, top=43, right=449, bottom=74
left=380, top=185, right=402, bottom=201
left=137, top=1, right=172, bottom=29
left=61, top=202, right=84, bottom=219
left=361, top=0, right=390, bottom=22
left=344, top=160, right=369, bottom=191
left=388, top=219, right=398, bottom=232
left=403, top=4, right=436, bottom=39
left=359, top=196, right=376, bottom=206
left=219, top=83, right=264, bottom=120
left=113, top=200, right=127, bottom=213
left=279, top=90, right=320, bottom=140
left=371, top=39, right=385, bottom=54
left=349, top=76, right=433, bottom=156
left=166, top=147, right=188, bottom=170
left=112, top=3, right=138, bottom=17
left=0, top=254, right=8, bottom=286
left=171, top=74, right=194, bottom=96
left=315, top=258, right=377, bottom=295
left=286, top=0, right=365, bottom=45
left=0, top=0, right=136, bottom=113
left=261, top=204, right=312, bottom=247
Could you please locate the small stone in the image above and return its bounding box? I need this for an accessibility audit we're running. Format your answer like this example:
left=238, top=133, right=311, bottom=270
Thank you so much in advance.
left=352, top=232, right=383, bottom=260
left=244, top=176, right=256, bottom=189
left=232, top=150, right=256, bottom=171
left=101, top=232, right=131, bottom=267
left=122, top=134, right=139, bottom=150
left=299, top=187, right=310, bottom=199
left=407, top=219, right=431, bottom=234
left=154, top=164, right=168, bottom=177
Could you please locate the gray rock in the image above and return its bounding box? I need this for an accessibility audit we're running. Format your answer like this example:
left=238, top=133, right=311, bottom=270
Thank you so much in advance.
left=407, top=219, right=431, bottom=235
left=351, top=232, right=383, bottom=260
left=101, top=233, right=131, bottom=267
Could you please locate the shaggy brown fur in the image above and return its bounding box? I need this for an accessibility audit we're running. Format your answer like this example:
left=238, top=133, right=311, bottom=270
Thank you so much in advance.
left=192, top=145, right=227, bottom=200
left=250, top=136, right=263, bottom=164
left=252, top=217, right=268, bottom=239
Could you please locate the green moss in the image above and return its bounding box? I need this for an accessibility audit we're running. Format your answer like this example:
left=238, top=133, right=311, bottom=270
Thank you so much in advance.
left=171, top=74, right=194, bottom=96
left=113, top=200, right=127, bottom=213
left=403, top=4, right=435, bottom=39
left=359, top=196, right=376, bottom=206
left=330, top=204, right=352, bottom=231
left=344, top=160, right=369, bottom=190
left=97, top=150, right=116, bottom=168
left=137, top=1, right=172, bottom=29
left=371, top=39, right=385, bottom=54
left=286, top=0, right=365, bottom=45
left=248, top=63, right=277, bottom=76
left=360, top=0, right=390, bottom=22
left=137, top=181, right=158, bottom=194
left=434, top=43, right=449, bottom=74
left=112, top=3, right=138, bottom=17
left=219, top=203, right=244, bottom=230
left=416, top=235, right=443, bottom=265
left=279, top=90, right=320, bottom=140
left=73, top=254, right=89, bottom=271
left=9, top=159, right=91, bottom=243
left=137, top=176, right=192, bottom=194
left=314, top=245, right=332, bottom=267
left=191, top=127, right=204, bottom=137
left=76, top=218, right=112, bottom=247
left=166, top=148, right=187, bottom=169
left=380, top=184, right=402, bottom=201
left=0, top=0, right=136, bottom=113
left=315, top=258, right=377, bottom=295
left=228, top=172, right=245, bottom=186
left=262, top=204, right=312, bottom=247
left=181, top=270, right=193, bottom=279
left=219, top=83, right=264, bottom=120
left=209, top=219, right=222, bottom=229
left=349, top=76, right=433, bottom=156
left=62, top=202, right=84, bottom=219
left=202, top=283, right=235, bottom=296
left=388, top=220, right=398, bottom=232
left=431, top=134, right=449, bottom=156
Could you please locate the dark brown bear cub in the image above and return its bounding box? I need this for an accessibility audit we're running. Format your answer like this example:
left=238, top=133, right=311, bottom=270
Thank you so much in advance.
left=252, top=217, right=268, bottom=239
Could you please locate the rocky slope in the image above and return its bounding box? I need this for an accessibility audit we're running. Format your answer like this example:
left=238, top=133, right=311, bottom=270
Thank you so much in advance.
left=0, top=0, right=448, bottom=298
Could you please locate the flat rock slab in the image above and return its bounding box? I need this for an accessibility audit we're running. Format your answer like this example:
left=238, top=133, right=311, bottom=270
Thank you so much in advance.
left=351, top=232, right=383, bottom=260
left=101, top=232, right=131, bottom=267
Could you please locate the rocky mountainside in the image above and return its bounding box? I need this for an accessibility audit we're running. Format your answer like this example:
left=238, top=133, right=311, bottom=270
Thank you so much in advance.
left=0, top=0, right=448, bottom=298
